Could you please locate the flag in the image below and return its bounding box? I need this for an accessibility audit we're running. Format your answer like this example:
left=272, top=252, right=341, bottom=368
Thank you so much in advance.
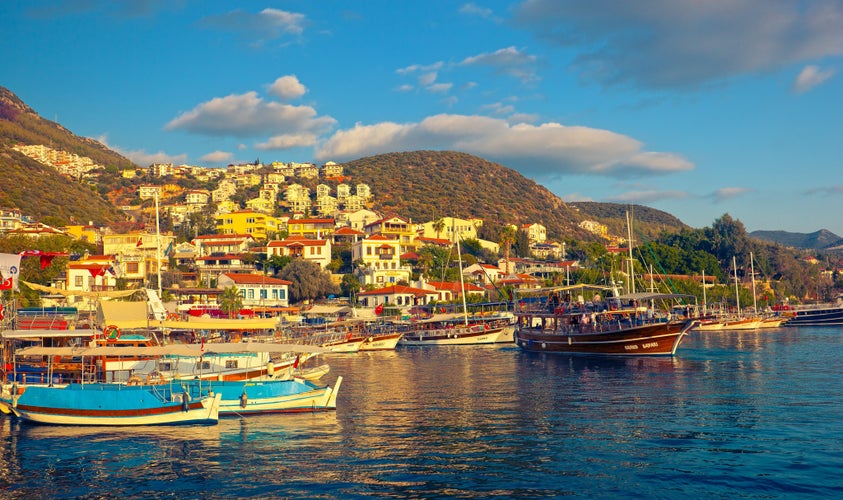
left=164, top=240, right=174, bottom=257
left=136, top=237, right=143, bottom=247
left=375, top=303, right=384, bottom=315
left=0, top=253, right=21, bottom=291
left=0, top=277, right=12, bottom=290
left=293, top=355, right=300, bottom=369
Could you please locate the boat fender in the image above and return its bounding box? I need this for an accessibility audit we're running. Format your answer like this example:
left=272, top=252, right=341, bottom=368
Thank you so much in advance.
left=266, top=361, right=275, bottom=376
left=240, top=392, right=248, bottom=408
left=181, top=392, right=191, bottom=412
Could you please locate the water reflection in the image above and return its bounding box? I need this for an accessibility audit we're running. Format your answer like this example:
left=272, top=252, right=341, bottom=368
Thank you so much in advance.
left=2, top=329, right=843, bottom=498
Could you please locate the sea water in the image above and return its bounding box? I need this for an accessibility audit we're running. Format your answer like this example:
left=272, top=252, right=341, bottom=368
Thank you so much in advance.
left=2, top=327, right=842, bottom=499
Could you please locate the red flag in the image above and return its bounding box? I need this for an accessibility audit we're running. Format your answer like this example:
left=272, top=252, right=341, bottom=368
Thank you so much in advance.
left=293, top=355, right=300, bottom=369
left=0, top=276, right=12, bottom=290
left=136, top=237, right=143, bottom=247
left=375, top=303, right=384, bottom=315
left=0, top=304, right=4, bottom=320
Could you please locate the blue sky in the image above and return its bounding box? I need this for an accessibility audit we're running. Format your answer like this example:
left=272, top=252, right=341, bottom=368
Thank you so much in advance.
left=2, top=1, right=842, bottom=236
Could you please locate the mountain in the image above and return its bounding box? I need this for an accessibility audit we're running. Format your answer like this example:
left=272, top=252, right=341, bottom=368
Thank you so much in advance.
left=569, top=201, right=689, bottom=241
left=0, top=86, right=686, bottom=241
left=341, top=151, right=598, bottom=240
left=0, top=85, right=133, bottom=225
left=750, top=229, right=843, bottom=251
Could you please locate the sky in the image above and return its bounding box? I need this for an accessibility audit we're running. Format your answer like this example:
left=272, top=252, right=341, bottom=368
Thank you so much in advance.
left=2, top=1, right=842, bottom=236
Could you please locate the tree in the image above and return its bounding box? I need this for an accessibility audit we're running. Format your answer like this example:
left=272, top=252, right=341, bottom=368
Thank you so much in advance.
left=341, top=274, right=361, bottom=301
left=278, top=259, right=340, bottom=303
left=433, top=218, right=446, bottom=240
left=499, top=225, right=517, bottom=271
left=219, top=286, right=243, bottom=318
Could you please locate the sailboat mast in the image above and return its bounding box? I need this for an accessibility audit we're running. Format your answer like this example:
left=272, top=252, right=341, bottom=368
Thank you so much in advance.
left=750, top=252, right=758, bottom=314
left=155, top=190, right=162, bottom=300
left=456, top=235, right=469, bottom=326
left=733, top=256, right=740, bottom=313
left=702, top=269, right=707, bottom=315
left=626, top=210, right=635, bottom=295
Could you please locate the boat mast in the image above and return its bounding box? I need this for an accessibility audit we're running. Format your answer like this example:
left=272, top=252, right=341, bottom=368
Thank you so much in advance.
left=456, top=235, right=469, bottom=326
left=750, top=252, right=758, bottom=315
left=733, top=256, right=740, bottom=314
left=702, top=269, right=707, bottom=315
left=626, top=210, right=635, bottom=295
left=155, top=190, right=162, bottom=300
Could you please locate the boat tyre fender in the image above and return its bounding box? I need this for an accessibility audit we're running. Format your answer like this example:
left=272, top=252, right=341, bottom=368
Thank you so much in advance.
left=240, top=392, right=248, bottom=408
left=181, top=392, right=191, bottom=412
left=146, top=371, right=165, bottom=385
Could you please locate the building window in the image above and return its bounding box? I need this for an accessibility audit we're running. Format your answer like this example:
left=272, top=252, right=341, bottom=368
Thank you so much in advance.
left=247, top=289, right=254, bottom=299
left=126, top=262, right=139, bottom=273
left=74, top=276, right=83, bottom=287
left=260, top=289, right=267, bottom=300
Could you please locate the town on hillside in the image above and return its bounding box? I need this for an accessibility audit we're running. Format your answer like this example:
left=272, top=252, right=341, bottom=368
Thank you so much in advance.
left=0, top=153, right=632, bottom=315
left=3, top=152, right=839, bottom=316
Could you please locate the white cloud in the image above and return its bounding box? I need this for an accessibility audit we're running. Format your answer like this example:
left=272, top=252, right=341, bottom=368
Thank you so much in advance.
left=427, top=82, right=453, bottom=93
left=459, top=46, right=539, bottom=83
left=315, top=114, right=693, bottom=179
left=459, top=3, right=493, bottom=19
left=94, top=134, right=186, bottom=166
left=200, top=150, right=233, bottom=163
left=608, top=190, right=689, bottom=203
left=396, top=62, right=443, bottom=75
left=792, top=65, right=835, bottom=94
left=198, top=8, right=305, bottom=44
left=513, top=0, right=843, bottom=90
left=418, top=72, right=438, bottom=86
left=711, top=187, right=751, bottom=202
left=165, top=91, right=336, bottom=137
left=395, top=84, right=414, bottom=92
left=255, top=133, right=319, bottom=150
left=268, top=75, right=307, bottom=100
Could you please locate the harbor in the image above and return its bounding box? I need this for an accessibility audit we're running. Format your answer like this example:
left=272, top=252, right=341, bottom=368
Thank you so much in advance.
left=2, top=325, right=841, bottom=498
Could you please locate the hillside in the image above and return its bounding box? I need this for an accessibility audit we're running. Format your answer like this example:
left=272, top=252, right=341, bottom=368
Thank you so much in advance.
left=570, top=201, right=689, bottom=241
left=0, top=85, right=132, bottom=225
left=750, top=229, right=843, bottom=251
left=0, top=86, right=690, bottom=242
left=341, top=151, right=605, bottom=241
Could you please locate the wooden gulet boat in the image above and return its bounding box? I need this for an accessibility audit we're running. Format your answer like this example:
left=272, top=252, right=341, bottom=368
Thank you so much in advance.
left=513, top=291, right=698, bottom=356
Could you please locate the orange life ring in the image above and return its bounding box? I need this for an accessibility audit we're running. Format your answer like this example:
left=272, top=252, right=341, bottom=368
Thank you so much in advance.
left=103, top=325, right=121, bottom=342
left=166, top=312, right=179, bottom=321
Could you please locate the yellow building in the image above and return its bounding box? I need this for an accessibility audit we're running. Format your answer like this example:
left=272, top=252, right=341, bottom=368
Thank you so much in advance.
left=215, top=210, right=282, bottom=240
left=64, top=224, right=103, bottom=245
left=364, top=214, right=418, bottom=254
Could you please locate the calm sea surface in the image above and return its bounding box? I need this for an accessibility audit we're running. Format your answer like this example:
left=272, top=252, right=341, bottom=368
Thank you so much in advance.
left=2, top=326, right=843, bottom=499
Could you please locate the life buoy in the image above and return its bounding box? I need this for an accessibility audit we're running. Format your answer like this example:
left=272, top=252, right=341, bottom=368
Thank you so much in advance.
left=345, top=332, right=352, bottom=341
left=103, top=325, right=121, bottom=342
left=127, top=375, right=143, bottom=386
left=166, top=312, right=179, bottom=321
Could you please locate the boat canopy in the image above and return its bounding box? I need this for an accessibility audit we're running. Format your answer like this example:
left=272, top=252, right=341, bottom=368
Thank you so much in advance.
left=13, top=341, right=327, bottom=357
left=616, top=292, right=697, bottom=303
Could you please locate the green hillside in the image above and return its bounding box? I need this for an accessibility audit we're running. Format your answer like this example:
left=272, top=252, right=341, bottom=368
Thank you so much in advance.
left=341, top=151, right=597, bottom=241
left=0, top=85, right=132, bottom=225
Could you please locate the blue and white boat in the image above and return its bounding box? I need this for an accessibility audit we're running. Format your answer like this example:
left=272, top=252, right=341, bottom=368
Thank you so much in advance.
left=1, top=383, right=220, bottom=426
left=207, top=376, right=342, bottom=416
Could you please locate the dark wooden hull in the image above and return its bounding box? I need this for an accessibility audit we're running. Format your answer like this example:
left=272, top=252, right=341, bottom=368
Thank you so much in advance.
left=514, top=320, right=693, bottom=356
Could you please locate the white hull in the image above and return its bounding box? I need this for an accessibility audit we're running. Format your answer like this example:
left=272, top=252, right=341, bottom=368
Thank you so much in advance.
left=218, top=377, right=341, bottom=415
left=359, top=333, right=404, bottom=351
left=10, top=393, right=221, bottom=426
